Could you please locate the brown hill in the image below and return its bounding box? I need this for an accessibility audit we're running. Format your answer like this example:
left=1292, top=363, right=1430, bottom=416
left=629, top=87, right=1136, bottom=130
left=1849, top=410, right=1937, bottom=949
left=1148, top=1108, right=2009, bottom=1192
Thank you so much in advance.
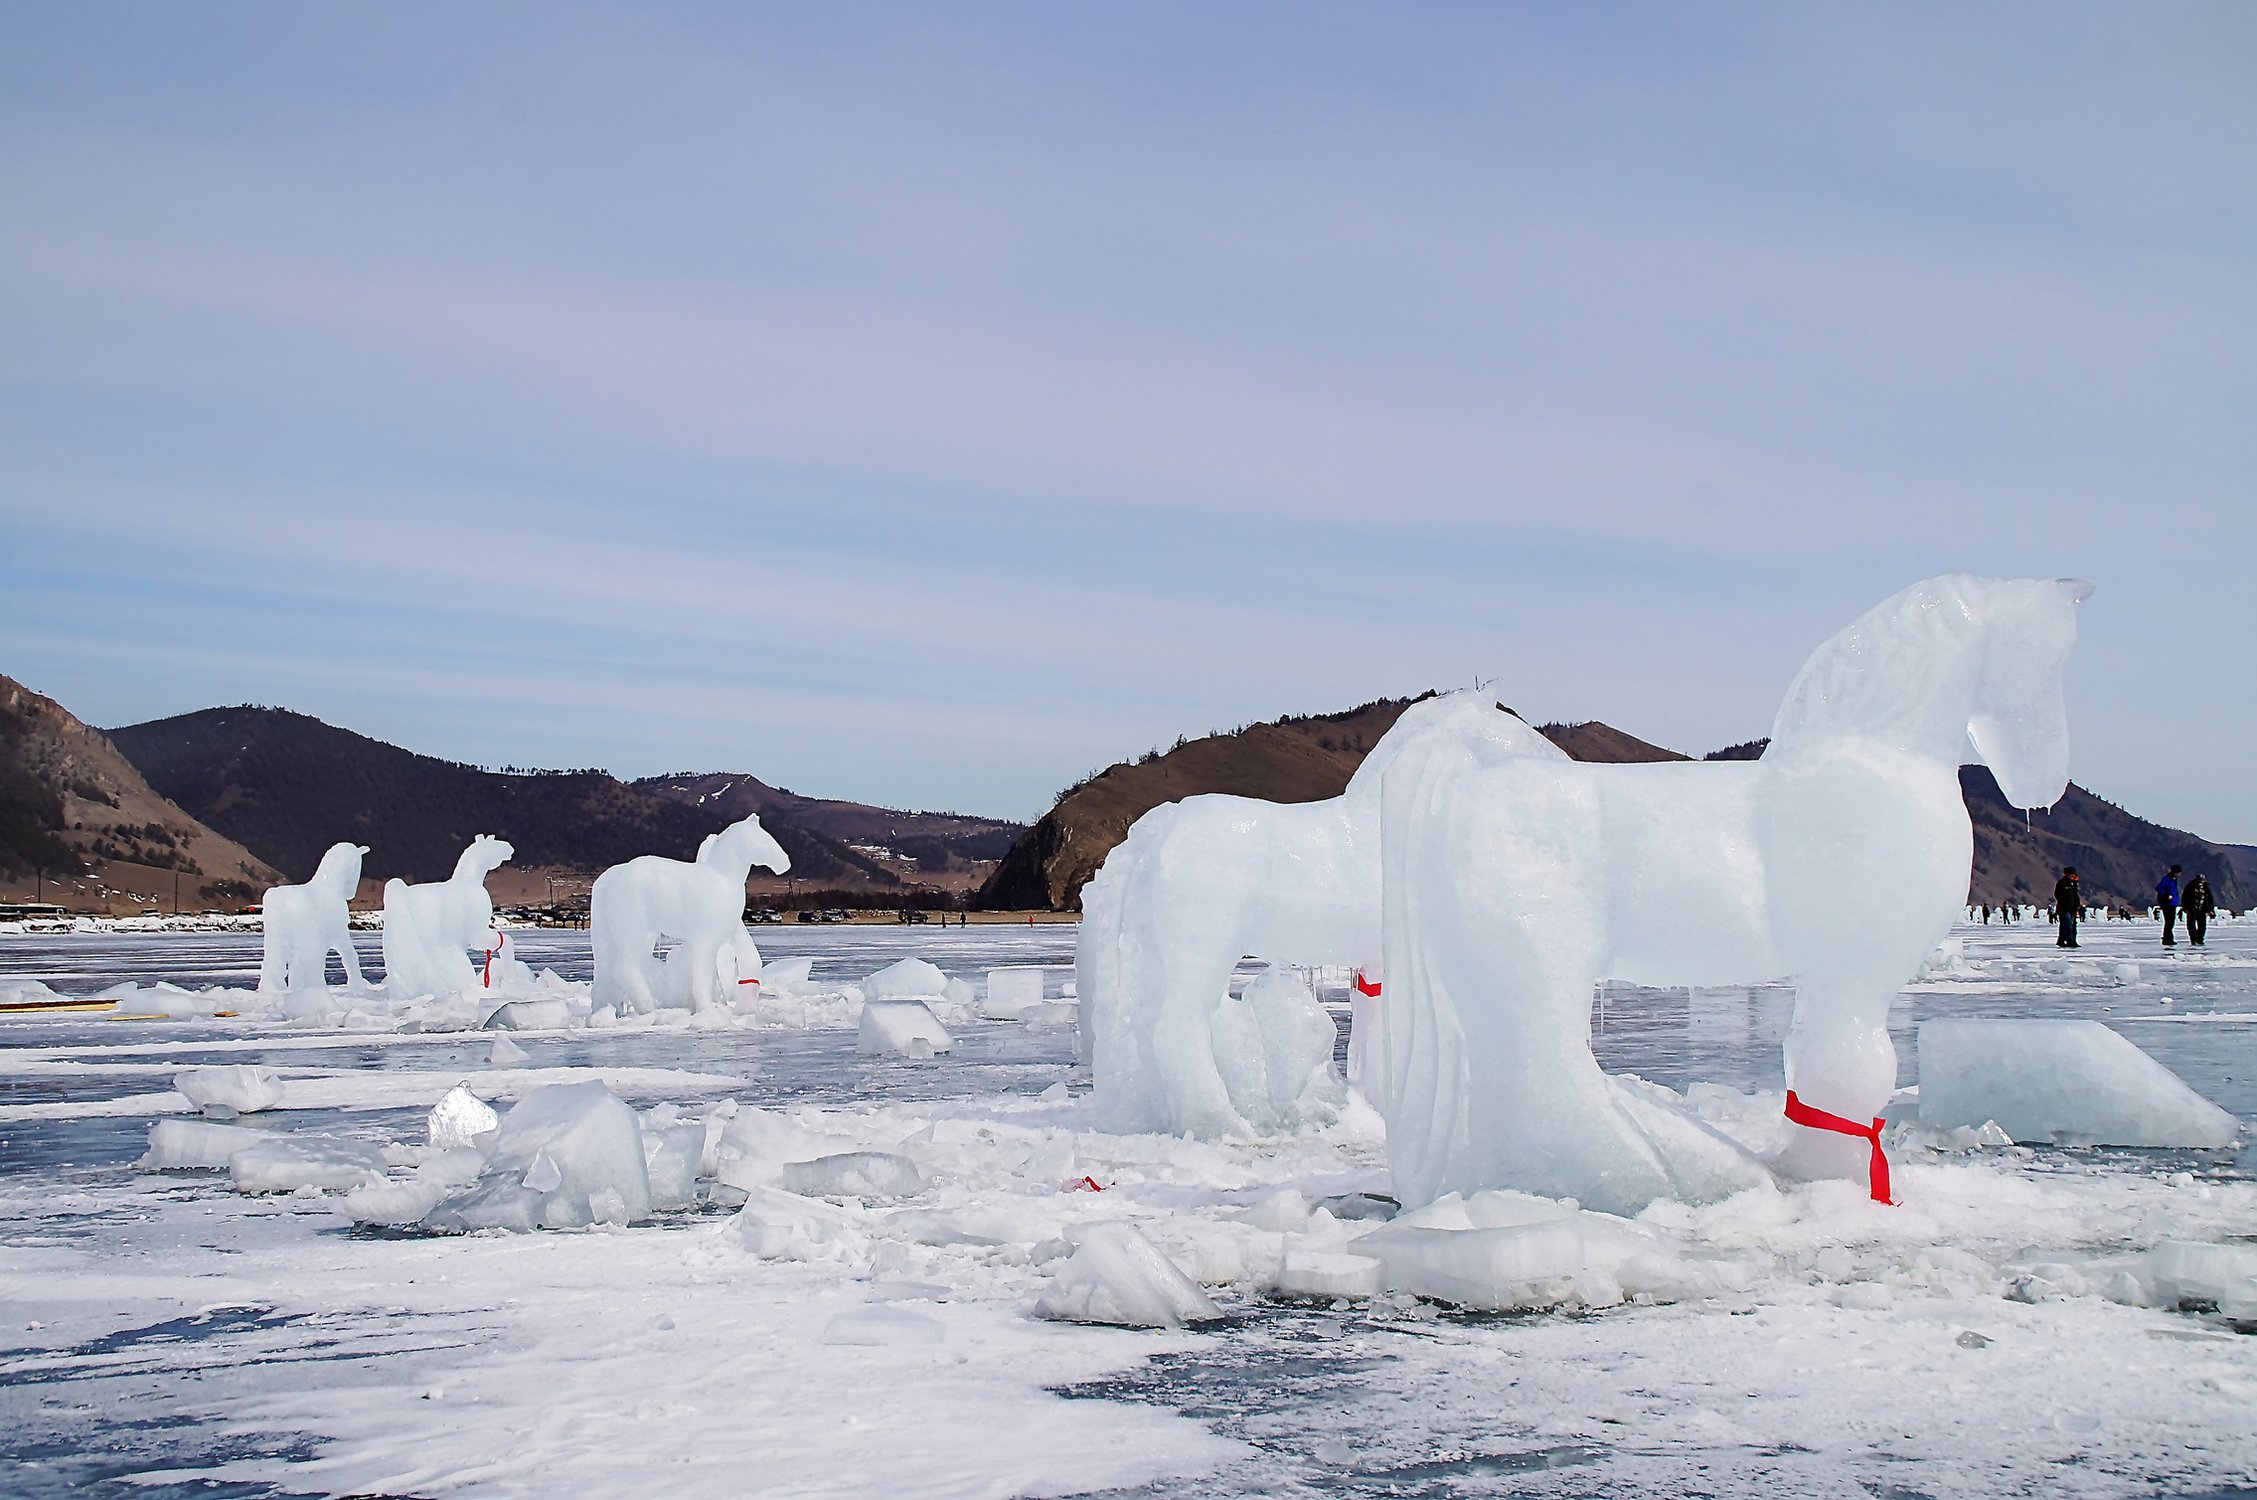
left=0, top=675, right=280, bottom=911
left=973, top=698, right=1690, bottom=912
left=108, top=706, right=905, bottom=893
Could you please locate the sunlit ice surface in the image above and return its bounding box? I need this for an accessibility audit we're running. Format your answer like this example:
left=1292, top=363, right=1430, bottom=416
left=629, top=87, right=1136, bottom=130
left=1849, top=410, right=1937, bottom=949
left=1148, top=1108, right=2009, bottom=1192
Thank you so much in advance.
left=2, top=918, right=2253, bottom=1499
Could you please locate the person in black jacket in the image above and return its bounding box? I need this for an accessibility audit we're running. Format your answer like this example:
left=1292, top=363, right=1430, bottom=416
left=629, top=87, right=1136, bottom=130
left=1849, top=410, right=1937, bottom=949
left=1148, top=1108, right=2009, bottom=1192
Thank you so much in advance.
left=2183, top=872, right=2215, bottom=948
left=2053, top=867, right=2082, bottom=948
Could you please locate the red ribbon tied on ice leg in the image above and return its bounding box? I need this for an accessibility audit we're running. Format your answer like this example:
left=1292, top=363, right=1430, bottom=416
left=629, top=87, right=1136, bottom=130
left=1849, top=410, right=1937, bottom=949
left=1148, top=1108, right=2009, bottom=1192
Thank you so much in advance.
left=1352, top=971, right=1382, bottom=998
left=1784, top=1090, right=1895, bottom=1206
left=482, top=933, right=503, bottom=988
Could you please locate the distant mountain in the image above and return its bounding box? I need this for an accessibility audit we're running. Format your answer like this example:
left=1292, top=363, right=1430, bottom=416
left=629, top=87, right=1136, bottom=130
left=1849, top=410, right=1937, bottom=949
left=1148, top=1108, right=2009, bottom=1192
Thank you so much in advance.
left=633, top=772, right=1020, bottom=880
left=107, top=706, right=903, bottom=890
left=1960, top=766, right=2251, bottom=912
left=977, top=701, right=2251, bottom=914
left=1, top=675, right=279, bottom=909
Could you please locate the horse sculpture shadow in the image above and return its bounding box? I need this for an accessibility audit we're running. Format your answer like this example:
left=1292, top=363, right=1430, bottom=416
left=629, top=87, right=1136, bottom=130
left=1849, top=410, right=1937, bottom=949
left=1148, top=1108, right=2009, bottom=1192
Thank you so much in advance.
left=259, top=841, right=369, bottom=993
left=592, top=816, right=789, bottom=1015
left=381, top=834, right=513, bottom=1002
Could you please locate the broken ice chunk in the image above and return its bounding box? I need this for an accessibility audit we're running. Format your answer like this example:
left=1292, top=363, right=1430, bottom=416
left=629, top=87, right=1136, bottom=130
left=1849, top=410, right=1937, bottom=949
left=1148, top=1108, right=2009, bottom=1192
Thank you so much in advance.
left=488, top=1035, right=530, bottom=1067
left=174, top=1065, right=287, bottom=1116
left=861, top=958, right=948, bottom=1000
left=982, top=966, right=1046, bottom=1019
left=858, top=999, right=953, bottom=1057
left=1035, top=1221, right=1221, bottom=1328
left=424, top=1080, right=650, bottom=1232
left=427, top=1083, right=499, bottom=1150
left=139, top=1118, right=273, bottom=1170
left=1917, top=1019, right=2238, bottom=1148
left=644, top=1121, right=707, bottom=1210
left=782, top=1151, right=924, bottom=1199
left=2146, top=1241, right=2257, bottom=1318
left=1275, top=1248, right=1385, bottom=1301
left=229, top=1135, right=388, bottom=1194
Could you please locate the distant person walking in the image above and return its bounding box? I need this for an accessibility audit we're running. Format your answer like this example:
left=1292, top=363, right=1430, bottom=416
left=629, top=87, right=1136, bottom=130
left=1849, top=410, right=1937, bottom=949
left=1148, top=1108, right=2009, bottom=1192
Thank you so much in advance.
left=2183, top=872, right=2215, bottom=948
left=2157, top=865, right=2183, bottom=947
left=2054, top=867, right=2082, bottom=948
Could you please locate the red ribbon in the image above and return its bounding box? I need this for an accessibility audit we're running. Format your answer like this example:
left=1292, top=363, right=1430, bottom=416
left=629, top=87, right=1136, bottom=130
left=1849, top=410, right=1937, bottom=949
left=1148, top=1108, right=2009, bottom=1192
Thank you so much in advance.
left=1064, top=1176, right=1104, bottom=1193
left=738, top=977, right=759, bottom=986
left=1352, top=971, right=1382, bottom=998
left=482, top=933, right=502, bottom=988
left=1784, top=1090, right=1894, bottom=1205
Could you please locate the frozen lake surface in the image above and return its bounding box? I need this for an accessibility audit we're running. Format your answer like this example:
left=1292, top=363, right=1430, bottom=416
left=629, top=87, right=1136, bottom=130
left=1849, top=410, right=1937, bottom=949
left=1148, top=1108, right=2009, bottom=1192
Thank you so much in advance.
left=2, top=919, right=2253, bottom=1498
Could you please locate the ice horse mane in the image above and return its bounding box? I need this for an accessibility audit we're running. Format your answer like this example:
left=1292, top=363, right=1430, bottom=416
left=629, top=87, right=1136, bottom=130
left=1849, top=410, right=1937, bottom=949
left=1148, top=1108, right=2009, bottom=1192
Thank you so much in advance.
left=1767, top=575, right=2087, bottom=789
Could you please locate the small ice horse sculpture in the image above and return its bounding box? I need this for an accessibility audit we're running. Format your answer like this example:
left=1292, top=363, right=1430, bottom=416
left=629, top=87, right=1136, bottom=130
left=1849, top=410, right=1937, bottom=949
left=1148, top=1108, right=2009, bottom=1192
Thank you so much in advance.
left=1078, top=690, right=1553, bottom=1136
left=1375, top=575, right=2091, bottom=1213
left=591, top=815, right=789, bottom=1014
left=381, top=835, right=513, bottom=1001
left=258, top=842, right=369, bottom=993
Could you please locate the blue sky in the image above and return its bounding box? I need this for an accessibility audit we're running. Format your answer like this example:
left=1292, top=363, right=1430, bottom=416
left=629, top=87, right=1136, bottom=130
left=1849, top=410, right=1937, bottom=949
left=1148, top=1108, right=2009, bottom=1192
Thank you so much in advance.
left=4, top=4, right=2253, bottom=837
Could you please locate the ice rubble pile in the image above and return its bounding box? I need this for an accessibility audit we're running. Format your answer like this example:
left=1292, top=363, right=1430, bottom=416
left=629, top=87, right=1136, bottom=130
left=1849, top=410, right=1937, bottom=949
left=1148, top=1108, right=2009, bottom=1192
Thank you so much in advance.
left=1918, top=1019, right=2239, bottom=1148
left=1082, top=575, right=2101, bottom=1215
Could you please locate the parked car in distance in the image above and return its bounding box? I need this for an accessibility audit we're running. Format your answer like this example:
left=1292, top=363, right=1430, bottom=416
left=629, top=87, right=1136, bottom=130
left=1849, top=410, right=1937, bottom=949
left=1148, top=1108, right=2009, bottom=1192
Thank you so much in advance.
left=745, top=907, right=782, bottom=924
left=796, top=909, right=821, bottom=924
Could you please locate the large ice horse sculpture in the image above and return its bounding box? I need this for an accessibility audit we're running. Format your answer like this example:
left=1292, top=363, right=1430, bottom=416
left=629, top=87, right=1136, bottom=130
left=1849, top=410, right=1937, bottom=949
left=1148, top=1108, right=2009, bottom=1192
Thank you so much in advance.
left=1078, top=691, right=1561, bottom=1136
left=1376, top=575, right=2091, bottom=1214
left=259, top=842, right=369, bottom=993
left=381, top=835, right=513, bottom=1000
left=591, top=815, right=789, bottom=1014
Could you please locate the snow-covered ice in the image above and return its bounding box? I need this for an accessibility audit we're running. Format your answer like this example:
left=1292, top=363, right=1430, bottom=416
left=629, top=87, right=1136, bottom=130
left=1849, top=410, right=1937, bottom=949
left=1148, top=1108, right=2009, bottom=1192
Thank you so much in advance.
left=3, top=917, right=2253, bottom=1498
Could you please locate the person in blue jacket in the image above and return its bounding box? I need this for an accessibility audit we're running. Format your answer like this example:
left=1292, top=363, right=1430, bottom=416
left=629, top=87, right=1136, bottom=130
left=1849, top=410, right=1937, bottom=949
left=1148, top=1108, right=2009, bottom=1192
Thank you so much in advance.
left=2156, top=864, right=2182, bottom=947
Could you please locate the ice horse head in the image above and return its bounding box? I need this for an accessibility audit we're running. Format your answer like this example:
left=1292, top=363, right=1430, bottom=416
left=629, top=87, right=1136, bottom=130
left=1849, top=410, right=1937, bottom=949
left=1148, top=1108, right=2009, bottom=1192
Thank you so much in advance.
left=699, top=816, right=791, bottom=880
left=1768, top=575, right=2091, bottom=812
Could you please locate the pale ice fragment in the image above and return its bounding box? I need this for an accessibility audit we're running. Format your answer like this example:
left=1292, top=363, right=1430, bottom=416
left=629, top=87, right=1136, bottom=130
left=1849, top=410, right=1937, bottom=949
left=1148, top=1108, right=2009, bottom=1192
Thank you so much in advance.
left=782, top=1151, right=924, bottom=1199
left=139, top=1118, right=271, bottom=1170
left=1917, top=1019, right=2238, bottom=1147
left=427, top=1084, right=499, bottom=1151
left=1035, top=1221, right=1221, bottom=1328
left=229, top=1136, right=388, bottom=1194
left=858, top=999, right=953, bottom=1056
left=174, top=1065, right=286, bottom=1115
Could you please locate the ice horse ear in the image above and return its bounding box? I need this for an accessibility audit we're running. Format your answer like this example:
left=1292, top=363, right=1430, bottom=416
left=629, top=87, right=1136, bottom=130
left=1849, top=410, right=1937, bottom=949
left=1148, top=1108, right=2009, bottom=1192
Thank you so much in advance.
left=2056, top=579, right=2096, bottom=605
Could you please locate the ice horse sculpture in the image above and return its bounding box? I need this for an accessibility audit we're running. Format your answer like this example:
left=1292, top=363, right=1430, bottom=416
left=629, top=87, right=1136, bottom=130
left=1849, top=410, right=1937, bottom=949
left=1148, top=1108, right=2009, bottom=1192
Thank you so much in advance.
left=1079, top=691, right=1552, bottom=1136
left=591, top=815, right=789, bottom=1014
left=381, top=835, right=513, bottom=1000
left=258, top=842, right=369, bottom=993
left=1375, top=575, right=2091, bottom=1214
